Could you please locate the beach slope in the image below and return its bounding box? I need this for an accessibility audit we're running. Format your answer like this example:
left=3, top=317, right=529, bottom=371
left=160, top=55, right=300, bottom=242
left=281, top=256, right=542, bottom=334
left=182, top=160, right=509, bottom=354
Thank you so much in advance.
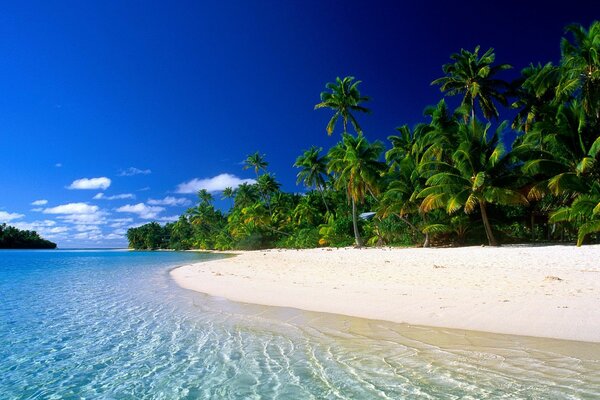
left=171, top=245, right=600, bottom=342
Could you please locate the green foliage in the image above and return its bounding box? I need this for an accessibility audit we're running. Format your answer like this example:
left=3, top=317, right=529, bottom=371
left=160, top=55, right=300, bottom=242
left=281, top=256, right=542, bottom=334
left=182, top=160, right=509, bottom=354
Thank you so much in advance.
left=127, top=21, right=600, bottom=251
left=432, top=46, right=512, bottom=121
left=0, top=223, right=57, bottom=249
left=315, top=76, right=370, bottom=135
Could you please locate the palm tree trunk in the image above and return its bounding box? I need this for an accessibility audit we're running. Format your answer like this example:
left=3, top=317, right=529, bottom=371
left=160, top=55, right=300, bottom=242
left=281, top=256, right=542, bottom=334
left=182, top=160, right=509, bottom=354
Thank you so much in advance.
left=351, top=198, right=363, bottom=247
left=423, top=232, right=430, bottom=248
left=421, top=214, right=430, bottom=247
left=479, top=200, right=499, bottom=246
left=317, top=183, right=330, bottom=213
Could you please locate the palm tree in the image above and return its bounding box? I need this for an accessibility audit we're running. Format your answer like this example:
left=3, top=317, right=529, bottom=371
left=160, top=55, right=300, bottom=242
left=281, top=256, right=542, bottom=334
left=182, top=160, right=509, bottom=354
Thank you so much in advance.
left=327, top=133, right=385, bottom=246
left=550, top=182, right=600, bottom=246
left=243, top=152, right=268, bottom=178
left=233, top=183, right=260, bottom=209
left=510, top=62, right=561, bottom=133
left=294, top=146, right=330, bottom=212
left=418, top=119, right=528, bottom=246
left=197, top=189, right=213, bottom=205
left=314, top=76, right=370, bottom=135
left=517, top=101, right=600, bottom=201
left=432, top=46, right=512, bottom=122
left=381, top=124, right=435, bottom=246
left=221, top=187, right=235, bottom=210
left=557, top=22, right=600, bottom=119
left=256, top=173, right=281, bottom=216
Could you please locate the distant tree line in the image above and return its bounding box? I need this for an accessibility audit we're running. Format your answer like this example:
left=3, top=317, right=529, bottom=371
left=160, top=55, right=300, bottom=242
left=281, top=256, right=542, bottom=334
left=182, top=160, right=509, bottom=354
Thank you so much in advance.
left=128, top=22, right=600, bottom=250
left=0, top=224, right=57, bottom=249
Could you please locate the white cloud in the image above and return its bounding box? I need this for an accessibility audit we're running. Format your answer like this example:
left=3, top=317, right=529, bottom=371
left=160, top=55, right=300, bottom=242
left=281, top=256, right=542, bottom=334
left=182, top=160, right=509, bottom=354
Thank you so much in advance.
left=147, top=196, right=191, bottom=206
left=108, top=218, right=133, bottom=228
left=43, top=202, right=107, bottom=225
left=116, top=203, right=164, bottom=219
left=47, top=226, right=69, bottom=234
left=44, top=203, right=99, bottom=215
left=176, top=173, right=255, bottom=194
left=31, top=199, right=48, bottom=206
left=55, top=163, right=62, bottom=168
left=58, top=213, right=107, bottom=225
left=68, top=177, right=111, bottom=190
left=119, top=167, right=151, bottom=176
left=93, top=193, right=135, bottom=200
left=73, top=225, right=102, bottom=233
left=0, top=211, right=25, bottom=223
left=31, top=208, right=43, bottom=212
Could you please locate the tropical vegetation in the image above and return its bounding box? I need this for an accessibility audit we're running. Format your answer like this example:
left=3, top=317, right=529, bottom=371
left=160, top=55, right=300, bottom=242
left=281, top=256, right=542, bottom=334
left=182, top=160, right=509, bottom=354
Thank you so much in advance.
left=128, top=22, right=600, bottom=250
left=0, top=224, right=57, bottom=249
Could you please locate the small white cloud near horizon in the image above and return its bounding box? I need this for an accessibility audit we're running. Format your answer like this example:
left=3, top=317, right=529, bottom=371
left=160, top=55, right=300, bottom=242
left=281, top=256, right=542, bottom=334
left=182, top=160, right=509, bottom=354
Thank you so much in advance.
left=68, top=177, right=111, bottom=190
left=147, top=196, right=191, bottom=207
left=31, top=199, right=48, bottom=206
left=119, top=167, right=151, bottom=177
left=116, top=203, right=164, bottom=219
left=93, top=193, right=135, bottom=200
left=0, top=211, right=25, bottom=223
left=176, top=173, right=255, bottom=194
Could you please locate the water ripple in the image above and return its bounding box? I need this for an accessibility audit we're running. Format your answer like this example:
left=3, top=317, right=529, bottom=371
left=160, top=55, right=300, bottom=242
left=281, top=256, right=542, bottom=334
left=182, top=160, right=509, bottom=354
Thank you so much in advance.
left=0, top=250, right=599, bottom=399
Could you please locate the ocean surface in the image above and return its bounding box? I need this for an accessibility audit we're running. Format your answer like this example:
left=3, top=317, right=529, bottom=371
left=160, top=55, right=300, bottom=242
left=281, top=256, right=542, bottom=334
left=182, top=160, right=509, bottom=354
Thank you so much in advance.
left=1, top=250, right=599, bottom=399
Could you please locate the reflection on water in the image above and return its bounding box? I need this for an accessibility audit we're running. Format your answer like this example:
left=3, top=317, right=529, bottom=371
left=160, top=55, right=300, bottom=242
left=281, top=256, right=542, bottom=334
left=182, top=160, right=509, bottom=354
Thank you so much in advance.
left=0, top=250, right=599, bottom=399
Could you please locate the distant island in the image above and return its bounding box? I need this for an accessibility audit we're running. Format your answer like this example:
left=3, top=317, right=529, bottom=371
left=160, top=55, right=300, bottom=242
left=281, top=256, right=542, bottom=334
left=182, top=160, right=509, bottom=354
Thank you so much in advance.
left=0, top=223, right=57, bottom=249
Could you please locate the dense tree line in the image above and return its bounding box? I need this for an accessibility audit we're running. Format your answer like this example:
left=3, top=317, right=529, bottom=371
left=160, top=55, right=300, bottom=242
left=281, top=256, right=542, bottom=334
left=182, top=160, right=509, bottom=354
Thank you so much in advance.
left=128, top=22, right=600, bottom=250
left=0, top=224, right=57, bottom=249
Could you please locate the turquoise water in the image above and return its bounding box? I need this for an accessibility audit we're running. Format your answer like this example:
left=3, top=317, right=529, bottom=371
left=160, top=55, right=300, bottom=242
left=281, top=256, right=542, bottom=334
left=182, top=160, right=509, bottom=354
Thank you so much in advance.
left=1, top=250, right=599, bottom=399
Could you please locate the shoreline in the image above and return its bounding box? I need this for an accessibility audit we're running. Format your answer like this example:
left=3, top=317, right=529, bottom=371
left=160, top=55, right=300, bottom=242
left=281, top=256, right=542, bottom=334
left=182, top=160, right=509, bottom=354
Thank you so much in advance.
left=171, top=245, right=600, bottom=343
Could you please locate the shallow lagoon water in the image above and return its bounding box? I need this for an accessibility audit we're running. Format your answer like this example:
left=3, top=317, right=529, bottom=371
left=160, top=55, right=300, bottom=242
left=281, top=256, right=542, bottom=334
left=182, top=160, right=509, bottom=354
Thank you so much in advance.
left=1, top=250, right=599, bottom=399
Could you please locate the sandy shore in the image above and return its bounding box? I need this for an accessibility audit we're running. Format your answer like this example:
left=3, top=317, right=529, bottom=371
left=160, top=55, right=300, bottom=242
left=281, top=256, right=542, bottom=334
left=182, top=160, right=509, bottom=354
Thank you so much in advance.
left=171, top=245, right=600, bottom=342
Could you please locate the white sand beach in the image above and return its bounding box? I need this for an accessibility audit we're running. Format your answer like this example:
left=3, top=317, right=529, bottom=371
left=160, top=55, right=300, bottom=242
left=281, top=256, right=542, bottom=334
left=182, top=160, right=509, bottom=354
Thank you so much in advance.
left=171, top=245, right=600, bottom=342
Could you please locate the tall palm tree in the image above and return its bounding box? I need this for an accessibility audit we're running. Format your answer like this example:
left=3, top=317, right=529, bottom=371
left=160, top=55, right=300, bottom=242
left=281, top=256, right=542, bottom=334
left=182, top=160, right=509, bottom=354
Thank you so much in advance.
left=257, top=173, right=281, bottom=216
left=294, top=146, right=330, bottom=212
left=432, top=46, right=512, bottom=122
left=243, top=152, right=268, bottom=178
left=418, top=119, right=528, bottom=246
left=327, top=133, right=385, bottom=246
left=558, top=21, right=600, bottom=119
left=197, top=189, right=213, bottom=205
left=314, top=76, right=370, bottom=135
left=381, top=123, right=436, bottom=246
left=221, top=187, right=235, bottom=210
left=510, top=62, right=561, bottom=133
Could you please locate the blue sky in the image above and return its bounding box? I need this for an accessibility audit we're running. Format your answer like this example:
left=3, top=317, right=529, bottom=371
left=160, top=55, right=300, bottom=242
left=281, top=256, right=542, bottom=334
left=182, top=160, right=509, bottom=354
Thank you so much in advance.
left=0, top=1, right=597, bottom=247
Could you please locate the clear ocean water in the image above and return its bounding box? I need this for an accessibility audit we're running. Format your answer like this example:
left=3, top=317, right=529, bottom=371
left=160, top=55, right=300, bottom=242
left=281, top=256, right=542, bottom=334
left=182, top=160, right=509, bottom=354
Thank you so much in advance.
left=1, top=250, right=599, bottom=399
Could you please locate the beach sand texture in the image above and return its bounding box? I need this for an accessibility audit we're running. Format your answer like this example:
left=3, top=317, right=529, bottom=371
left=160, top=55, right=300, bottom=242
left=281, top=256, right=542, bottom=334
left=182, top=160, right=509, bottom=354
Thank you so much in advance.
left=171, top=245, right=600, bottom=342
